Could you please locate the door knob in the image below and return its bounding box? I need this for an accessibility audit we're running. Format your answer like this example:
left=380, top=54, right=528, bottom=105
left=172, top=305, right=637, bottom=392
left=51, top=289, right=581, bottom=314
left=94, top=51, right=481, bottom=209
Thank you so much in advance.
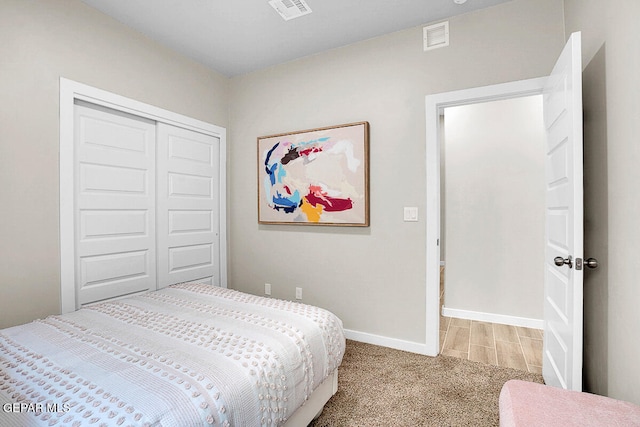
left=585, top=258, right=598, bottom=269
left=554, top=256, right=573, bottom=268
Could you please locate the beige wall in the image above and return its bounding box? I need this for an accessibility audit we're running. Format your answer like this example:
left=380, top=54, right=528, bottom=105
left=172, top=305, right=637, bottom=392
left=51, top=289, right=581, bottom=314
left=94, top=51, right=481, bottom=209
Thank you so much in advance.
left=581, top=44, right=609, bottom=397
left=443, top=96, right=545, bottom=320
left=565, top=0, right=640, bottom=405
left=228, top=0, right=565, bottom=344
left=0, top=0, right=229, bottom=328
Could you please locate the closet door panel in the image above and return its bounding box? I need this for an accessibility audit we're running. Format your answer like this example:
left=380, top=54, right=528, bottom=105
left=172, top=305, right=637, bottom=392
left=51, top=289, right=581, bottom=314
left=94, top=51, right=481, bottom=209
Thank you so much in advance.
left=157, top=123, right=220, bottom=288
left=75, top=104, right=157, bottom=305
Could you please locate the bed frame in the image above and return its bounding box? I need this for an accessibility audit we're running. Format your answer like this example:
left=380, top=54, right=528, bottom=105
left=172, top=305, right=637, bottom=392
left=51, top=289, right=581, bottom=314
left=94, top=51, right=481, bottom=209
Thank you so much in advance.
left=284, top=369, right=338, bottom=426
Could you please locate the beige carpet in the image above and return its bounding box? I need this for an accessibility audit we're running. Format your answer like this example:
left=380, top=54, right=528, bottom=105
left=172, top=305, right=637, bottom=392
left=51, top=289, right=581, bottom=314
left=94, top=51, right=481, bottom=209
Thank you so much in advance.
left=310, top=340, right=543, bottom=427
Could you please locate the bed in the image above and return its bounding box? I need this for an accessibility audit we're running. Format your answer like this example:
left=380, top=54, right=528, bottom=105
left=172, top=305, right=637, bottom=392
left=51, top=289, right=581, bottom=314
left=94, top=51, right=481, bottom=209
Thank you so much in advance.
left=0, top=283, right=345, bottom=426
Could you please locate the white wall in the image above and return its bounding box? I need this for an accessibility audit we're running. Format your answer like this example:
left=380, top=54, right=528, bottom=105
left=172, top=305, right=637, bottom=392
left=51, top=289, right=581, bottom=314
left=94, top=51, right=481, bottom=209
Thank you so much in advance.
left=228, top=0, right=565, bottom=346
left=564, top=0, right=640, bottom=405
left=0, top=0, right=229, bottom=328
left=443, top=96, right=545, bottom=321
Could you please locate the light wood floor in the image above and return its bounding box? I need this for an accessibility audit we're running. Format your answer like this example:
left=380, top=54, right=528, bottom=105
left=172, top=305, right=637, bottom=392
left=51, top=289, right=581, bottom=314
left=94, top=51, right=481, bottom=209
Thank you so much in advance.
left=439, top=316, right=543, bottom=374
left=439, top=268, right=543, bottom=374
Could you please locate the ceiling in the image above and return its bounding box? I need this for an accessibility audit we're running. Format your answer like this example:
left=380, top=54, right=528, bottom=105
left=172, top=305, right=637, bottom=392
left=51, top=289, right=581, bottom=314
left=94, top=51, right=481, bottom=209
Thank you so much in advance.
left=81, top=0, right=513, bottom=77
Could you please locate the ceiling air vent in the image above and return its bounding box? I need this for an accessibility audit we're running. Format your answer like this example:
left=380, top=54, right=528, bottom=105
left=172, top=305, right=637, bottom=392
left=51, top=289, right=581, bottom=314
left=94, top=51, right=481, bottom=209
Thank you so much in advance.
left=268, top=0, right=312, bottom=21
left=423, top=21, right=449, bottom=51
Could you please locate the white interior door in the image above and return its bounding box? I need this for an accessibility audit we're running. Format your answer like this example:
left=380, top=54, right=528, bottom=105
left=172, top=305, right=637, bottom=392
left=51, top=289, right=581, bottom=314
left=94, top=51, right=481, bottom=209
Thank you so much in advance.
left=542, top=32, right=584, bottom=391
left=156, top=123, right=220, bottom=288
left=74, top=102, right=157, bottom=305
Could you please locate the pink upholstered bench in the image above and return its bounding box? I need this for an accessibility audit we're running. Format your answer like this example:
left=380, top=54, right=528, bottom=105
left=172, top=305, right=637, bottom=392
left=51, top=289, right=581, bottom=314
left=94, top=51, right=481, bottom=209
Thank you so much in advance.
left=499, top=380, right=640, bottom=426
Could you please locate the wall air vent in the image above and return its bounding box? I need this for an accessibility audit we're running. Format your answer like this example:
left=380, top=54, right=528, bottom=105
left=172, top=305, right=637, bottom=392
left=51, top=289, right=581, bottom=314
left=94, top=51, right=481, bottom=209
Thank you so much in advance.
left=423, top=21, right=449, bottom=51
left=268, top=0, right=312, bottom=21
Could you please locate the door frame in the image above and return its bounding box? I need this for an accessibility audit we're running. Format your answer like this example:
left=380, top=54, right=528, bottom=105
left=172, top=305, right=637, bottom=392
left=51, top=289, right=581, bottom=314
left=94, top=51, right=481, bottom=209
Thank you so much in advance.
left=59, top=77, right=228, bottom=314
left=424, top=77, right=547, bottom=356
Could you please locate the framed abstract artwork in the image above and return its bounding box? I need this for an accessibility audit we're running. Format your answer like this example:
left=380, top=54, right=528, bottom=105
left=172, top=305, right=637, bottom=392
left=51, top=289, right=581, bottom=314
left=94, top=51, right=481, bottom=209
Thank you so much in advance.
left=258, top=121, right=369, bottom=226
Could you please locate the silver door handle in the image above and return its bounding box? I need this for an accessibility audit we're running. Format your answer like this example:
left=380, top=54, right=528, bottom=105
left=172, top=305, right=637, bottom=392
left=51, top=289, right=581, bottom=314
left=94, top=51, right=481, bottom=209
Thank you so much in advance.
left=585, top=258, right=598, bottom=269
left=554, top=256, right=573, bottom=268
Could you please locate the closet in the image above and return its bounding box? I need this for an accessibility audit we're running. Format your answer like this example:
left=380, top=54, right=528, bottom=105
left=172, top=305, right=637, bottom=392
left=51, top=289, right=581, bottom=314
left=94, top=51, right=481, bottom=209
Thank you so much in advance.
left=72, top=100, right=221, bottom=307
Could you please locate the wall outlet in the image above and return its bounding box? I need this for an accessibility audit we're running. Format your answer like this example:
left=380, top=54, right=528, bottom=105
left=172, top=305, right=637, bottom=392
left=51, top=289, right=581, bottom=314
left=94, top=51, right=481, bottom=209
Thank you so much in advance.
left=295, top=287, right=302, bottom=300
left=265, top=283, right=271, bottom=296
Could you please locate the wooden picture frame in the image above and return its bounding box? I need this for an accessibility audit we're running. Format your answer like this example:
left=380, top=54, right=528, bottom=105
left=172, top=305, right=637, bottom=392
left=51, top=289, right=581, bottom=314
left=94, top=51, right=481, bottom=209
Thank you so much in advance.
left=258, top=122, right=369, bottom=226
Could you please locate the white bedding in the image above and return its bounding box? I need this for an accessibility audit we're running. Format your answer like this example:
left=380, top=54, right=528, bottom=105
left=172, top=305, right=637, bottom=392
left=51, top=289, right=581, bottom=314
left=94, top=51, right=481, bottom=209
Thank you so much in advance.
left=0, top=284, right=345, bottom=426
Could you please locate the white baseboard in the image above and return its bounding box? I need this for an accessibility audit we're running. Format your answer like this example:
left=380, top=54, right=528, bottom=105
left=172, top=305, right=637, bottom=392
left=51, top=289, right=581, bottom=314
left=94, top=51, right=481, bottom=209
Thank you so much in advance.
left=343, top=307, right=542, bottom=357
left=441, top=307, right=543, bottom=329
left=343, top=329, right=429, bottom=355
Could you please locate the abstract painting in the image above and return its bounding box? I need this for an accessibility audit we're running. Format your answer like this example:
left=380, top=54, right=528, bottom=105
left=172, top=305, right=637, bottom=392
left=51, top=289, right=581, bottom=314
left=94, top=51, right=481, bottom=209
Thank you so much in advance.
left=258, top=122, right=369, bottom=226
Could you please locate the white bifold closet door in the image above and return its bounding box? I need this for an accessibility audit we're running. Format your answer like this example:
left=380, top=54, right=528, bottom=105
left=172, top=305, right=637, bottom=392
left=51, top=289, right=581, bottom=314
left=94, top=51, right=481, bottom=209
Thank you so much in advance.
left=74, top=103, right=220, bottom=306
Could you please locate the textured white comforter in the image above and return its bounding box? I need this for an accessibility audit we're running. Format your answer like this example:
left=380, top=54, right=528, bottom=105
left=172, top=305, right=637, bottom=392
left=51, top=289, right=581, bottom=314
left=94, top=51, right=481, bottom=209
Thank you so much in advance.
left=0, top=284, right=345, bottom=426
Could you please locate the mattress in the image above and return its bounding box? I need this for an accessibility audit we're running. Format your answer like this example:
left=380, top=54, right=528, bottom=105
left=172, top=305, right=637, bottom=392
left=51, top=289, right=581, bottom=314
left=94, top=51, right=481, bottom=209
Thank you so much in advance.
left=0, top=284, right=345, bottom=426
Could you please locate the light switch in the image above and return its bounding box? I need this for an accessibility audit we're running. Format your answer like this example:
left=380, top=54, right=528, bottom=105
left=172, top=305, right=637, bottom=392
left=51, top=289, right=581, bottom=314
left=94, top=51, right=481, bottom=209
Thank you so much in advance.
left=404, top=207, right=418, bottom=222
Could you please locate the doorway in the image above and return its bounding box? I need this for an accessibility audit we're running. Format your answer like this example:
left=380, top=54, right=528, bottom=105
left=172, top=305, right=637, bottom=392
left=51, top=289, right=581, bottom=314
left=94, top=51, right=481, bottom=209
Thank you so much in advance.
left=438, top=95, right=546, bottom=372
left=441, top=96, right=546, bottom=322
left=424, top=77, right=547, bottom=356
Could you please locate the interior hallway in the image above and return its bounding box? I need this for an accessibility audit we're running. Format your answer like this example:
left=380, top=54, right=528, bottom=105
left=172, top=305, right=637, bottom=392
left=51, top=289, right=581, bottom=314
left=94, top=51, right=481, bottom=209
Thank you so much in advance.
left=439, top=267, right=543, bottom=374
